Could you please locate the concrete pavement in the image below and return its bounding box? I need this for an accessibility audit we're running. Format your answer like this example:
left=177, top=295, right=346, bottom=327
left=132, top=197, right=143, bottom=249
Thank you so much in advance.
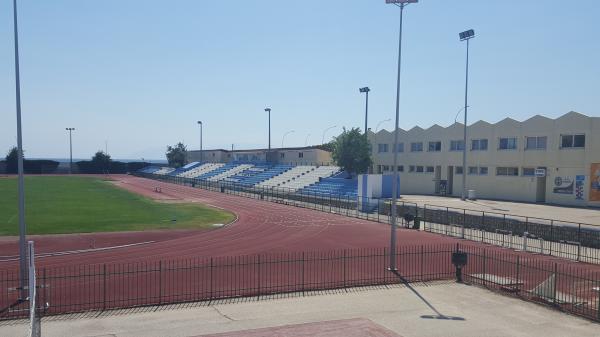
left=1, top=282, right=597, bottom=337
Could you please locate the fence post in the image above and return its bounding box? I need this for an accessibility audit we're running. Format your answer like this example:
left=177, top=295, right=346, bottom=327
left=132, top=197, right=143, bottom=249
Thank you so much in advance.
left=462, top=209, right=466, bottom=239
left=420, top=245, right=424, bottom=281
left=210, top=258, right=213, bottom=300
left=483, top=249, right=487, bottom=287
left=550, top=220, right=554, bottom=256
left=42, top=268, right=47, bottom=316
left=158, top=261, right=163, bottom=305
left=301, top=252, right=305, bottom=295
left=343, top=250, right=347, bottom=289
left=482, top=212, right=486, bottom=243
left=257, top=255, right=261, bottom=299
left=102, top=264, right=107, bottom=311
left=515, top=255, right=520, bottom=285
left=553, top=263, right=558, bottom=306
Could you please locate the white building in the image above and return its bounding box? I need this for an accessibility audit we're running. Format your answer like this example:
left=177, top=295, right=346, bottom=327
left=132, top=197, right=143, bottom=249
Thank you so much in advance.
left=368, top=111, right=600, bottom=207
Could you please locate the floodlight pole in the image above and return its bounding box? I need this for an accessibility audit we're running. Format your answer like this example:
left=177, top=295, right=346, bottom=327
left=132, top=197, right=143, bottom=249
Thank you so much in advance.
left=66, top=128, right=75, bottom=174
left=360, top=87, right=370, bottom=135
left=197, top=121, right=203, bottom=163
left=12, top=0, right=28, bottom=300
left=265, top=108, right=271, bottom=161
left=460, top=30, right=474, bottom=201
left=388, top=0, right=416, bottom=271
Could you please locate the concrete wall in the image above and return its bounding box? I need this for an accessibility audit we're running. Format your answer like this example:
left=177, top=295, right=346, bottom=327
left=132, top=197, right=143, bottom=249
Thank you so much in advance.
left=369, top=111, right=600, bottom=207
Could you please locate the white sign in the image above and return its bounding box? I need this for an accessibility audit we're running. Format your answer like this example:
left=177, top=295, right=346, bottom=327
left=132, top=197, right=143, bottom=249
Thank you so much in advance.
left=535, top=168, right=546, bottom=177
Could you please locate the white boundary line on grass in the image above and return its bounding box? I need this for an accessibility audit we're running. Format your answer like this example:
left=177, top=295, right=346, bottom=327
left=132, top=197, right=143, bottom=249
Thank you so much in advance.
left=0, top=241, right=155, bottom=262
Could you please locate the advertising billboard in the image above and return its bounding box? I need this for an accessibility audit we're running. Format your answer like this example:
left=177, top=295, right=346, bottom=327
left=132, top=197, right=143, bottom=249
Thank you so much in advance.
left=591, top=163, right=600, bottom=202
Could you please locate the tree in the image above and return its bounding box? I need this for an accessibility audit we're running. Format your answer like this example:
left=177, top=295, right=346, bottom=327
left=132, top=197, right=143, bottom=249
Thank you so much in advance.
left=5, top=147, right=21, bottom=174
left=166, top=142, right=187, bottom=168
left=91, top=151, right=111, bottom=172
left=331, top=127, right=372, bottom=176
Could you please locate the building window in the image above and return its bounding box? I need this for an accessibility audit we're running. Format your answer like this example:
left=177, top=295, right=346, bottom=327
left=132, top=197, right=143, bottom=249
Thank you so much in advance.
left=393, top=143, right=404, bottom=153
left=416, top=166, right=424, bottom=173
left=497, top=167, right=519, bottom=176
left=499, top=137, right=518, bottom=150
left=377, top=165, right=382, bottom=174
left=468, top=166, right=478, bottom=175
left=428, top=141, right=442, bottom=152
left=560, top=134, right=585, bottom=149
left=409, top=165, right=416, bottom=173
left=455, top=166, right=463, bottom=175
left=398, top=166, right=404, bottom=172
left=280, top=153, right=285, bottom=158
left=522, top=167, right=536, bottom=177
left=450, top=140, right=465, bottom=151
left=212, top=153, right=215, bottom=157
left=425, top=166, right=435, bottom=173
left=298, top=152, right=304, bottom=158
left=410, top=142, right=423, bottom=152
left=479, top=167, right=488, bottom=175
left=471, top=139, right=488, bottom=151
left=377, top=143, right=389, bottom=153
left=525, top=136, right=547, bottom=150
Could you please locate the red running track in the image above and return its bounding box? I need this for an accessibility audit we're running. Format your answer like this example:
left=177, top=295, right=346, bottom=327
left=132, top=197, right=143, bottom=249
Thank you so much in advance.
left=1, top=175, right=600, bottom=272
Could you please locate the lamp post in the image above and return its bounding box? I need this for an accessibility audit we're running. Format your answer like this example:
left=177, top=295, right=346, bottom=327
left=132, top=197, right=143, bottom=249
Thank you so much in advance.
left=459, top=29, right=475, bottom=201
left=197, top=121, right=203, bottom=163
left=282, top=130, right=295, bottom=148
left=321, top=125, right=337, bottom=145
left=12, top=0, right=27, bottom=299
left=386, top=0, right=418, bottom=271
left=66, top=128, right=75, bottom=174
left=359, top=87, right=370, bottom=134
left=375, top=119, right=392, bottom=132
left=265, top=108, right=271, bottom=162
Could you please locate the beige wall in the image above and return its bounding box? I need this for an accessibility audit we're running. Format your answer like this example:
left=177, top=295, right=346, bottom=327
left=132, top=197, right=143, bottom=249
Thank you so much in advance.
left=276, top=149, right=333, bottom=166
left=187, top=150, right=230, bottom=163
left=369, top=112, right=600, bottom=207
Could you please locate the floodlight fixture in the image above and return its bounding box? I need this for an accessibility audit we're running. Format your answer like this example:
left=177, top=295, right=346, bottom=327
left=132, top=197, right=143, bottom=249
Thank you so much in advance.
left=385, top=0, right=418, bottom=4
left=459, top=29, right=475, bottom=41
left=359, top=87, right=370, bottom=93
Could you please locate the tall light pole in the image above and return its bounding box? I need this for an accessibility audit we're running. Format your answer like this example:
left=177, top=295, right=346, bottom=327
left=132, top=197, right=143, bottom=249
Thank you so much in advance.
left=321, top=125, right=337, bottom=145
left=459, top=29, right=475, bottom=201
left=375, top=118, right=392, bottom=132
left=12, top=0, right=28, bottom=299
left=282, top=130, right=295, bottom=148
left=197, top=121, right=203, bottom=163
left=359, top=87, right=370, bottom=134
left=386, top=0, right=417, bottom=271
left=265, top=108, right=271, bottom=161
left=66, top=128, right=75, bottom=174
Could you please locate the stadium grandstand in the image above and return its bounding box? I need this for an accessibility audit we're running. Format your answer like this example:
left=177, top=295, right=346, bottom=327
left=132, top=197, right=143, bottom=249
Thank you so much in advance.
left=140, top=161, right=358, bottom=197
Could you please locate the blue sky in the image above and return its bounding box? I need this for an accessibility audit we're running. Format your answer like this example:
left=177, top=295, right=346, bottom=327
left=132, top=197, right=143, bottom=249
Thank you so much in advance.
left=1, top=0, right=599, bottom=160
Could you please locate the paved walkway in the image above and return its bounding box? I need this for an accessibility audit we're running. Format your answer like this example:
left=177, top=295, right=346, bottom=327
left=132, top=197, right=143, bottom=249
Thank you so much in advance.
left=399, top=194, right=600, bottom=226
left=1, top=283, right=597, bottom=337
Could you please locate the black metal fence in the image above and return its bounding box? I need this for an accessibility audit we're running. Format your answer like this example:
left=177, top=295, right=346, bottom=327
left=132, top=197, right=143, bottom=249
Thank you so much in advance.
left=1, top=244, right=598, bottom=323
left=135, top=172, right=600, bottom=253
left=1, top=245, right=455, bottom=320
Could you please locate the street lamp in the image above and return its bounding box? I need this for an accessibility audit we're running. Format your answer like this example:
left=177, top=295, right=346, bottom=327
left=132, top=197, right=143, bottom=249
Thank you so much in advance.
left=282, top=130, right=295, bottom=148
left=197, top=121, right=203, bottom=163
left=459, top=29, right=474, bottom=201
left=265, top=108, right=271, bottom=162
left=321, top=125, right=337, bottom=145
left=386, top=0, right=418, bottom=271
left=375, top=119, right=391, bottom=132
left=359, top=87, right=370, bottom=135
left=65, top=128, right=75, bottom=174
left=12, top=0, right=28, bottom=299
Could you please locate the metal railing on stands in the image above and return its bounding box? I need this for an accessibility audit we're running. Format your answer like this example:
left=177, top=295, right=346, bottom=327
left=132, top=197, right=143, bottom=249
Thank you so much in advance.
left=1, top=244, right=598, bottom=323
left=134, top=172, right=600, bottom=264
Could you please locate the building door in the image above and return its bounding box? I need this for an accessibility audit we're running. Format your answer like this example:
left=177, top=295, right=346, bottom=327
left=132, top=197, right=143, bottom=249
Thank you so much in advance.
left=434, top=166, right=442, bottom=194
left=536, top=167, right=547, bottom=203
left=447, top=166, right=454, bottom=195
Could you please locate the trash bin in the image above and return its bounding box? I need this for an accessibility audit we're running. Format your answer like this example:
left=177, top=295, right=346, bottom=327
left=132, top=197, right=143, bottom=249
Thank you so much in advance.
left=413, top=217, right=421, bottom=230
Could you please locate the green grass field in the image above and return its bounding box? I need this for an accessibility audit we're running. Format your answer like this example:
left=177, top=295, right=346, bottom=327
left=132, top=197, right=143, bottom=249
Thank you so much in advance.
left=0, top=176, right=235, bottom=235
